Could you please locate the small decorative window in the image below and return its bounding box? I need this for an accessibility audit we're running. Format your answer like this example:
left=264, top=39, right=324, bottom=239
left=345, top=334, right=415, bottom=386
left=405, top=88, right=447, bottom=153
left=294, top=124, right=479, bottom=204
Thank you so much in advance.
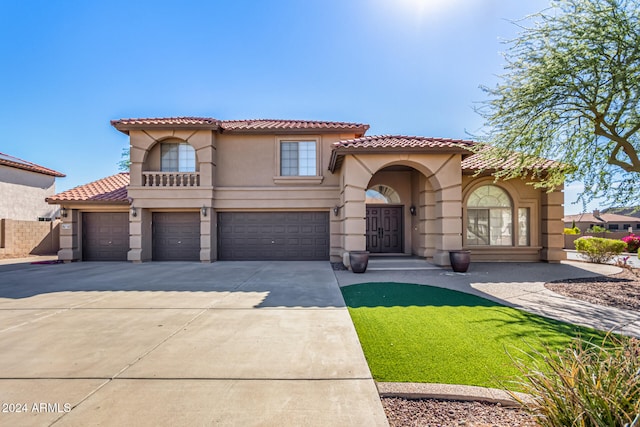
left=161, top=143, right=195, bottom=172
left=280, top=141, right=316, bottom=176
left=366, top=185, right=401, bottom=204
left=467, top=185, right=513, bottom=246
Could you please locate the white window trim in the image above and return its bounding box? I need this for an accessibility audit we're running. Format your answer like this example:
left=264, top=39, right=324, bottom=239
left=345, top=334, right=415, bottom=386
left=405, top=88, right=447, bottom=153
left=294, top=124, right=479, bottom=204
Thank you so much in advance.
left=273, top=136, right=323, bottom=185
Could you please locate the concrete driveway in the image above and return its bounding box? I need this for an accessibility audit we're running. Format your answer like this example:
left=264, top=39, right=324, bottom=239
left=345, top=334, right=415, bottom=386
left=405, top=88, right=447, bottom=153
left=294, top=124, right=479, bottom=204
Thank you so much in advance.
left=0, top=261, right=388, bottom=426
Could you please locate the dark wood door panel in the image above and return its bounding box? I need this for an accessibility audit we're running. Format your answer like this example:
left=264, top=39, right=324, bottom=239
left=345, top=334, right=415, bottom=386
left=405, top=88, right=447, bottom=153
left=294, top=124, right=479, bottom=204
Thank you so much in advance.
left=366, top=205, right=403, bottom=253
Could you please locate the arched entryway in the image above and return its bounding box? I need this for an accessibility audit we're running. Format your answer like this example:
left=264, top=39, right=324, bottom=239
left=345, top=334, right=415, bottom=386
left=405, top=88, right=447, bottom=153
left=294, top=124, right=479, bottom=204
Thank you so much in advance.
left=365, top=164, right=442, bottom=257
left=336, top=151, right=464, bottom=266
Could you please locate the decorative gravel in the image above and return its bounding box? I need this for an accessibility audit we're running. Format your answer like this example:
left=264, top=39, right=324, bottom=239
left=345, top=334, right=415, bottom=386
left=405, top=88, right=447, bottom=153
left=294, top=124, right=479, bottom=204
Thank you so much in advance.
left=545, top=267, right=640, bottom=311
left=382, top=397, right=538, bottom=426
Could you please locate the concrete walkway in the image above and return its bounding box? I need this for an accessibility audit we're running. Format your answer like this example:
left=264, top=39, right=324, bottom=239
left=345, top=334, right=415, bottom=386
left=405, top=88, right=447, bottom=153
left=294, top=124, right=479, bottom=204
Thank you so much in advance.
left=0, top=260, right=388, bottom=426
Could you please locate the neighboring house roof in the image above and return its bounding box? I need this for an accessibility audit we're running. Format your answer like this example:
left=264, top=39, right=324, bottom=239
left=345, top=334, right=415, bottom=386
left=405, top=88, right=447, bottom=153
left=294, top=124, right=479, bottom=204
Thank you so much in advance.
left=461, top=146, right=559, bottom=173
left=0, top=152, right=65, bottom=177
left=563, top=213, right=604, bottom=224
left=329, top=135, right=475, bottom=172
left=46, top=173, right=129, bottom=204
left=563, top=211, right=640, bottom=224
left=111, top=117, right=369, bottom=136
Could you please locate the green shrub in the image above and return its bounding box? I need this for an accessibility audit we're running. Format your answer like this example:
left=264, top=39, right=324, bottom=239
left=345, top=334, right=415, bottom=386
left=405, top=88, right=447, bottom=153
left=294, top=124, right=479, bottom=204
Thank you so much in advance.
left=574, top=236, right=627, bottom=263
left=589, top=225, right=609, bottom=233
left=564, top=227, right=581, bottom=235
left=509, top=335, right=640, bottom=427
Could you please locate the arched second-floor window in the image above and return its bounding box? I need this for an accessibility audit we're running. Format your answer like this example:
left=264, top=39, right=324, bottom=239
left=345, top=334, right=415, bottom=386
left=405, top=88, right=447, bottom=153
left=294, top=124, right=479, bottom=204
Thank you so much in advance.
left=467, top=185, right=512, bottom=246
left=161, top=142, right=195, bottom=172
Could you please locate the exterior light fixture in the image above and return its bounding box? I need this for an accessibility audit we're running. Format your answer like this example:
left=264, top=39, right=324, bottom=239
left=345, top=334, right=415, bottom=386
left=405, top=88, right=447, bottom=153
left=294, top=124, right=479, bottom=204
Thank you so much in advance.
left=59, top=207, right=68, bottom=218
left=130, top=206, right=137, bottom=217
left=201, top=206, right=207, bottom=217
left=333, top=206, right=340, bottom=216
left=409, top=205, right=417, bottom=216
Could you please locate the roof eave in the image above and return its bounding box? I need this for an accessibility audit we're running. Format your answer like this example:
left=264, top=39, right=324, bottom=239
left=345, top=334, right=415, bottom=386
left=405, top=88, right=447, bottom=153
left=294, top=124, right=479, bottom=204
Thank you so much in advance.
left=111, top=121, right=220, bottom=135
left=46, top=198, right=130, bottom=206
left=221, top=126, right=369, bottom=136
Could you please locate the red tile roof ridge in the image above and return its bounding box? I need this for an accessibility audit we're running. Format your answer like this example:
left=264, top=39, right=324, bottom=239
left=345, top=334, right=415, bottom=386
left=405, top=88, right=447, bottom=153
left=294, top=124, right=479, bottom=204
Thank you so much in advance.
left=334, top=134, right=477, bottom=145
left=111, top=117, right=220, bottom=126
left=221, top=118, right=368, bottom=125
left=0, top=151, right=65, bottom=177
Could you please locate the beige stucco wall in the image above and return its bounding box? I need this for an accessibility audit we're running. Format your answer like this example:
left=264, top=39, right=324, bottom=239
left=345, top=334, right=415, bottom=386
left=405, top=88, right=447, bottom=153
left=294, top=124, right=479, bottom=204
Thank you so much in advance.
left=215, top=133, right=348, bottom=188
left=0, top=165, right=59, bottom=220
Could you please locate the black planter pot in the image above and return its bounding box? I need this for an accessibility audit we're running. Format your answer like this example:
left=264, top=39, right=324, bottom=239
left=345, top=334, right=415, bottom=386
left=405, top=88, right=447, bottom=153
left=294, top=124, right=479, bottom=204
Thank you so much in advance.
left=449, top=250, right=471, bottom=273
left=349, top=251, right=370, bottom=273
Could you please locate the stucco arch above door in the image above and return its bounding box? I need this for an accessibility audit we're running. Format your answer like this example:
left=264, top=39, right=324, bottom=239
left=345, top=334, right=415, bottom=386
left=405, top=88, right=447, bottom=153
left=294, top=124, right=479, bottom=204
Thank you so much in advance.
left=341, top=154, right=463, bottom=193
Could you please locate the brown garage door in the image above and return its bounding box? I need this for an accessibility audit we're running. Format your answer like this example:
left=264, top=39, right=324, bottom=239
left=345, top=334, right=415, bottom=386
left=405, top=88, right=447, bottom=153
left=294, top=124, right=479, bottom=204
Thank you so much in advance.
left=152, top=212, right=200, bottom=261
left=82, top=212, right=129, bottom=261
left=218, top=212, right=329, bottom=260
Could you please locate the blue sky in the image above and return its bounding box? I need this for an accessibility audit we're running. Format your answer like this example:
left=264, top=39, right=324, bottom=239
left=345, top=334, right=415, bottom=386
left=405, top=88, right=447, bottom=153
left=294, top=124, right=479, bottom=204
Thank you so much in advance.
left=0, top=0, right=589, bottom=214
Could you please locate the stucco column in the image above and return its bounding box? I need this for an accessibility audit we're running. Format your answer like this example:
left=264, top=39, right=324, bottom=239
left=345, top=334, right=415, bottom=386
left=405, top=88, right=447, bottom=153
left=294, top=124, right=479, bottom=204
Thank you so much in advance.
left=541, top=187, right=566, bottom=263
left=200, top=206, right=214, bottom=262
left=340, top=156, right=373, bottom=266
left=128, top=208, right=151, bottom=262
left=431, top=156, right=464, bottom=266
left=432, top=185, right=463, bottom=266
left=58, top=208, right=80, bottom=262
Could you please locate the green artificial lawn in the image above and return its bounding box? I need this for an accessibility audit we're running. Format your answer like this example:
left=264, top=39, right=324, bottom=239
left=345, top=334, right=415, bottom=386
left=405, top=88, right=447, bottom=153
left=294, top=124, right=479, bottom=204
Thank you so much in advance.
left=341, top=282, right=607, bottom=389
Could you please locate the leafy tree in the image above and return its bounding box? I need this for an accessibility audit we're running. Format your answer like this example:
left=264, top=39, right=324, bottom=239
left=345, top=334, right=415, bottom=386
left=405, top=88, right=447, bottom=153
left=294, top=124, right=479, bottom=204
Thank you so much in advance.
left=476, top=0, right=640, bottom=207
left=118, top=147, right=130, bottom=172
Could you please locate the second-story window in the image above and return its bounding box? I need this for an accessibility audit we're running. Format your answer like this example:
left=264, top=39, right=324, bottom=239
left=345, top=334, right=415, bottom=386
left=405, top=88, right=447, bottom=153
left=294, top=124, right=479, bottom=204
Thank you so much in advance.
left=280, top=141, right=316, bottom=176
left=161, top=143, right=195, bottom=172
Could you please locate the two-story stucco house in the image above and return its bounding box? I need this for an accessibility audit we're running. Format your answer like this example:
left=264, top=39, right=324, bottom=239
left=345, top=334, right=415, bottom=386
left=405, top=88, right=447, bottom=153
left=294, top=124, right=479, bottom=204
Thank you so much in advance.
left=46, top=117, right=565, bottom=265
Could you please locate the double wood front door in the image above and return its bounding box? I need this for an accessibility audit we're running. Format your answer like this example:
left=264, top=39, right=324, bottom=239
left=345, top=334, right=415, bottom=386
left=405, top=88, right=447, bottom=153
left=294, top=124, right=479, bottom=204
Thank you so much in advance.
left=366, top=205, right=403, bottom=253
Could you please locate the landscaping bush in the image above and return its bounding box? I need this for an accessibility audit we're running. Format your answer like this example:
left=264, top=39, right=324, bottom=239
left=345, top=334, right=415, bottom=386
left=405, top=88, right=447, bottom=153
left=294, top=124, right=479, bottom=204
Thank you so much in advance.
left=589, top=225, right=609, bottom=233
left=510, top=335, right=640, bottom=427
left=622, top=234, right=640, bottom=253
left=563, top=227, right=581, bottom=235
left=574, top=236, right=627, bottom=264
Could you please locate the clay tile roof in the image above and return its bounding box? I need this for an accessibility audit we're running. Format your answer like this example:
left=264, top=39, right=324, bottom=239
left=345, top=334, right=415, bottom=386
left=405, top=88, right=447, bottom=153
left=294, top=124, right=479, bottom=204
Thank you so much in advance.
left=562, top=213, right=603, bottom=223
left=0, top=152, right=65, bottom=177
left=333, top=135, right=476, bottom=151
left=329, top=135, right=475, bottom=172
left=46, top=173, right=130, bottom=204
left=461, top=146, right=558, bottom=173
left=111, top=117, right=221, bottom=133
left=220, top=119, right=369, bottom=134
left=111, top=117, right=369, bottom=135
